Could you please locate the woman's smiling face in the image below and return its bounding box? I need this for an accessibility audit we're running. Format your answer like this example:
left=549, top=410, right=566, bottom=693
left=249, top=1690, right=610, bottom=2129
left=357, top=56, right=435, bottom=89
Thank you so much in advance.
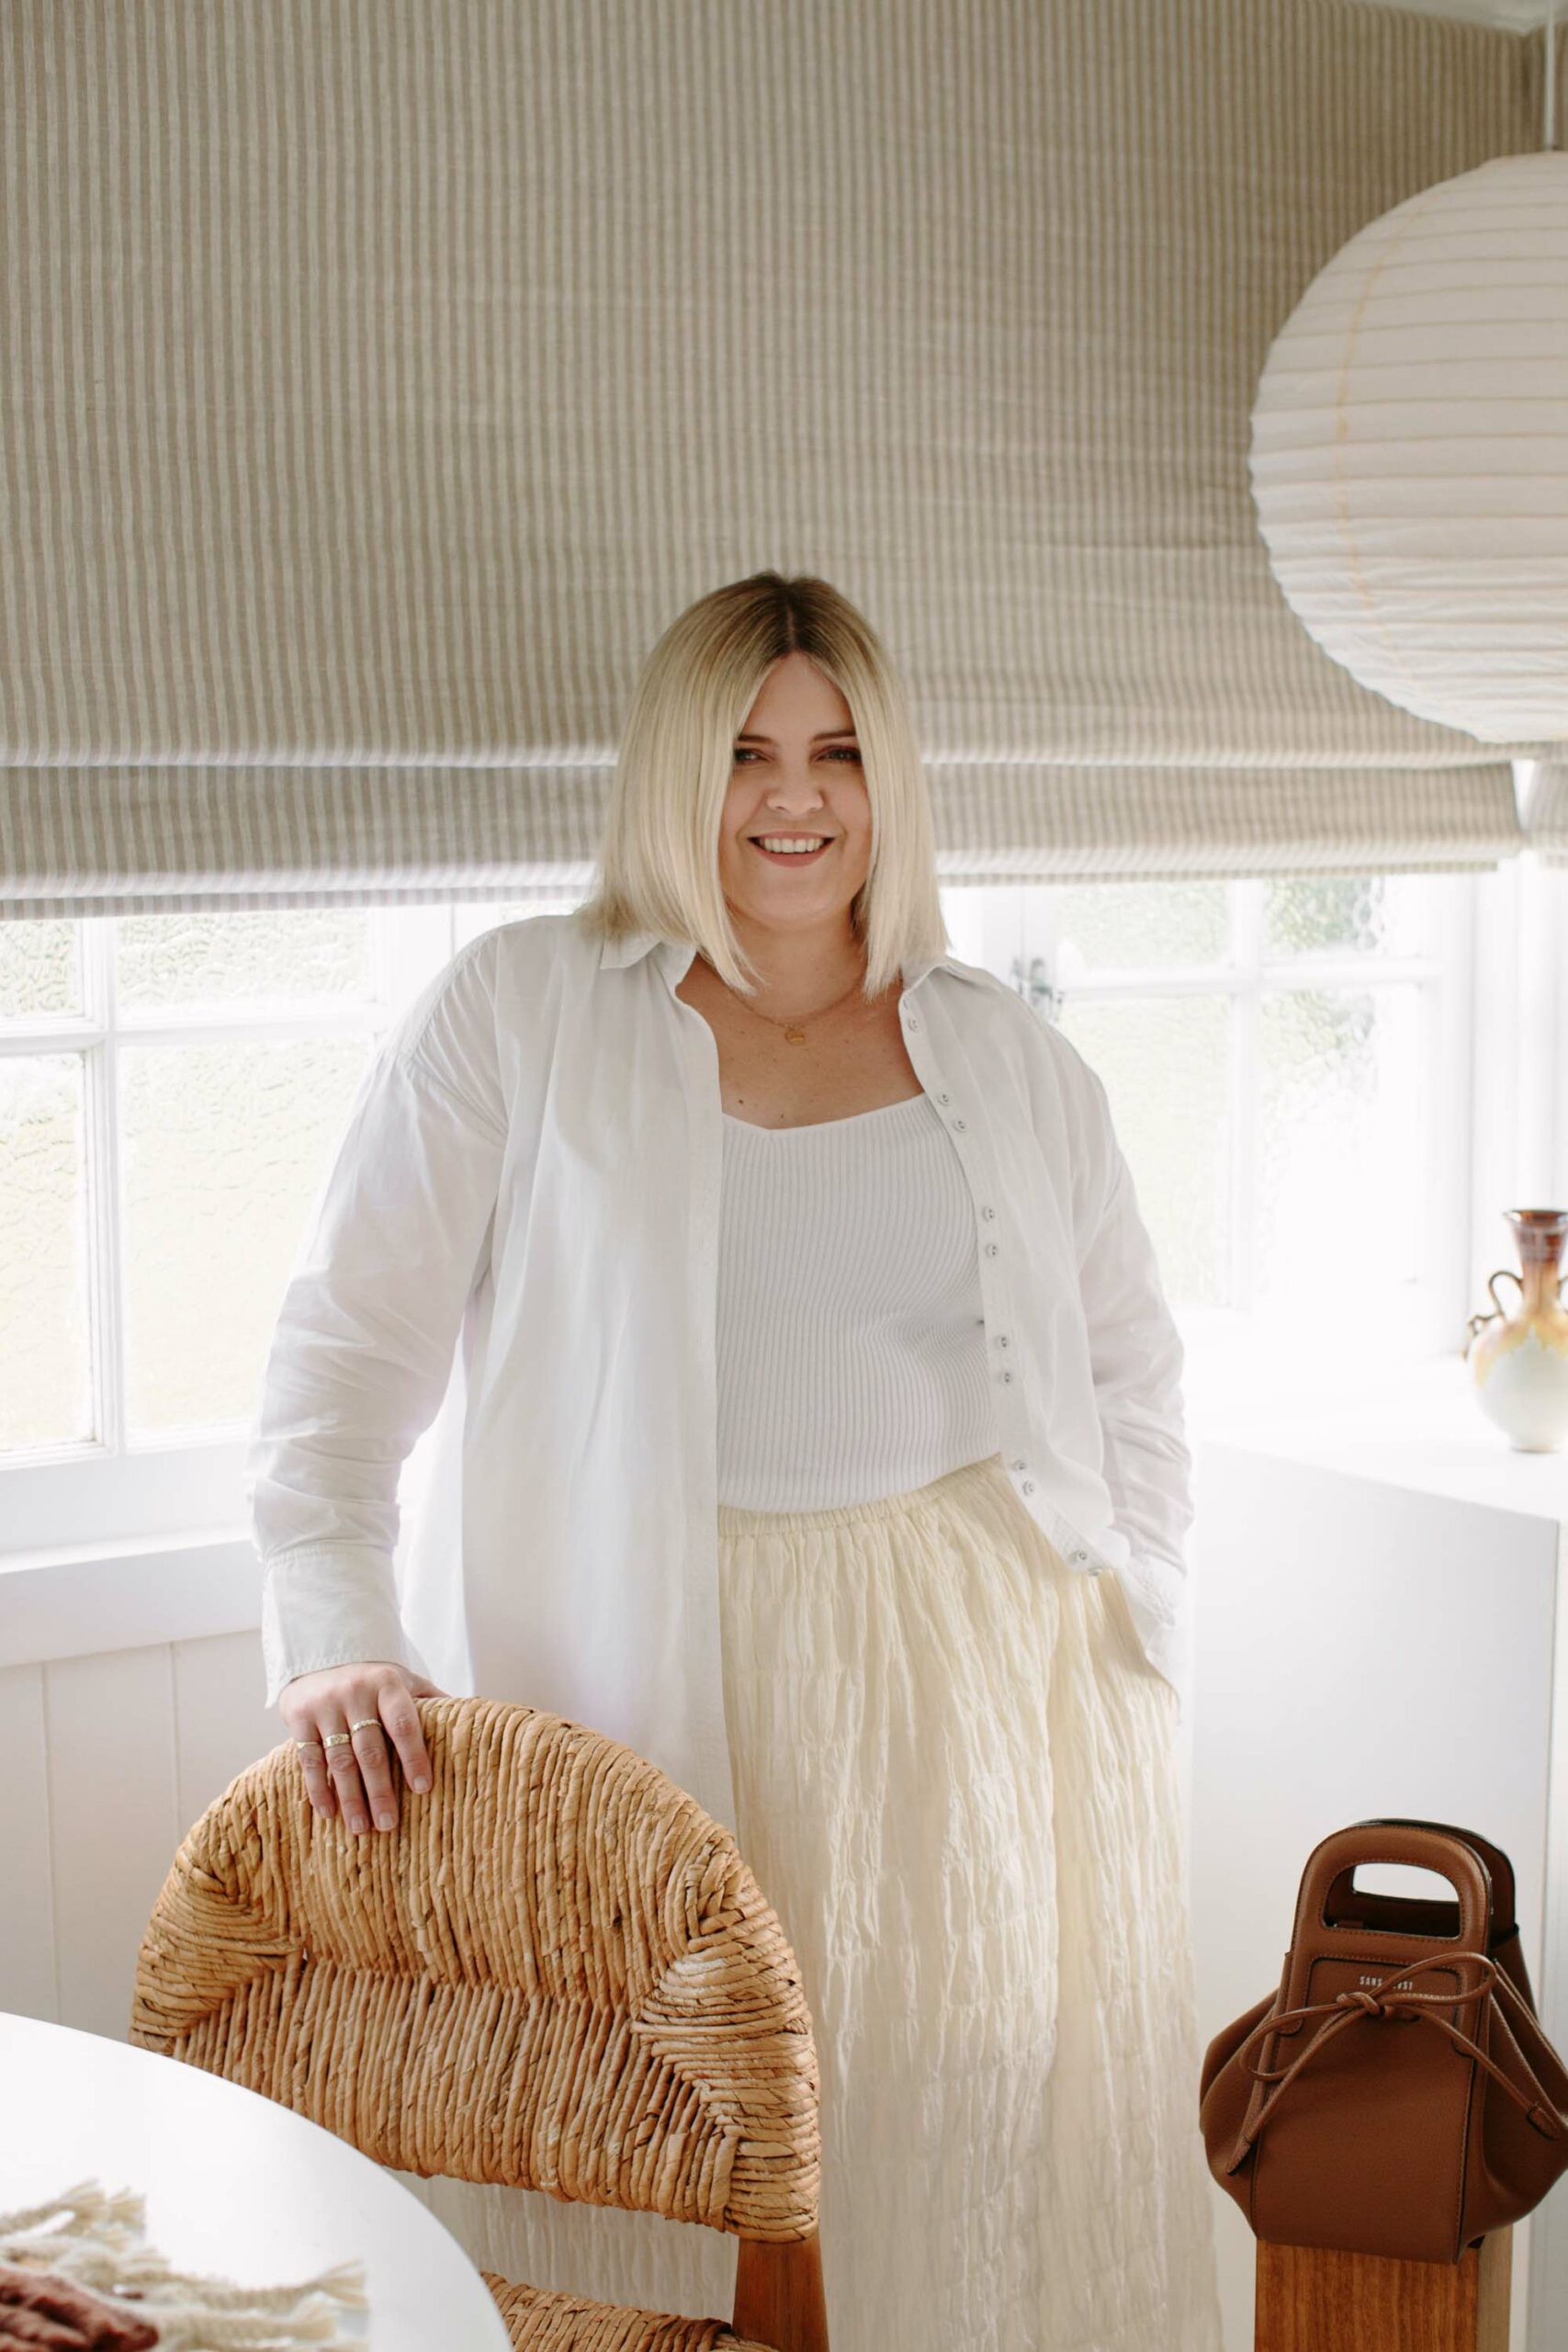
left=716, top=650, right=873, bottom=945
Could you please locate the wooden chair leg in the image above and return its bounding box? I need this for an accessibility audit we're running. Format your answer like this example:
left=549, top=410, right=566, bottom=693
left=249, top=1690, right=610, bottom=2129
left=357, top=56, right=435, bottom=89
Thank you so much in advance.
left=733, top=2232, right=829, bottom=2352
left=1255, top=2226, right=1511, bottom=2352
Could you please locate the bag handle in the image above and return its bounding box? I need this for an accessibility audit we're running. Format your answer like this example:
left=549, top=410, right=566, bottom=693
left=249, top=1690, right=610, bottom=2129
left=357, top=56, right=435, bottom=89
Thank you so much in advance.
left=1344, top=1817, right=1518, bottom=1947
left=1286, top=1822, right=1493, bottom=1962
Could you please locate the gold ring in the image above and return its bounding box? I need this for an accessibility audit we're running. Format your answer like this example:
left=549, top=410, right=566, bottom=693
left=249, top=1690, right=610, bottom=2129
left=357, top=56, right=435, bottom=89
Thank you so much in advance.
left=293, top=1737, right=322, bottom=1751
left=321, top=1731, right=354, bottom=1749
left=349, top=1717, right=381, bottom=1734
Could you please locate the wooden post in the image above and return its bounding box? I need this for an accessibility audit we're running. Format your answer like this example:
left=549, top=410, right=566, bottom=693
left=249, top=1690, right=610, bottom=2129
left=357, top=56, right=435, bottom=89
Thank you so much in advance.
left=1255, top=2227, right=1511, bottom=2352
left=733, top=2233, right=829, bottom=2352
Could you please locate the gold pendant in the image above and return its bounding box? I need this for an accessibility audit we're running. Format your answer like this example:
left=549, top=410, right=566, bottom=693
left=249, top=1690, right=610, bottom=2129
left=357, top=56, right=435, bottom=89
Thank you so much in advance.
left=784, top=1025, right=807, bottom=1044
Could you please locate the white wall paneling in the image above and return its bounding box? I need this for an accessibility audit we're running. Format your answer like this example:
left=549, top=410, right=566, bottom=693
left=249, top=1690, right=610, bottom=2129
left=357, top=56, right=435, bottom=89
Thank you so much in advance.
left=1, top=1634, right=280, bottom=2044
left=0, top=1663, right=56, bottom=2022
left=44, top=1646, right=182, bottom=2039
left=170, top=1631, right=293, bottom=1838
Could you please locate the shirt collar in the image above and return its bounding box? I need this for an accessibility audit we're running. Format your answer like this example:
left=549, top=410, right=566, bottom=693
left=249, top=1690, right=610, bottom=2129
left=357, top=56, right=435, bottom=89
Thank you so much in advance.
left=596, top=929, right=979, bottom=994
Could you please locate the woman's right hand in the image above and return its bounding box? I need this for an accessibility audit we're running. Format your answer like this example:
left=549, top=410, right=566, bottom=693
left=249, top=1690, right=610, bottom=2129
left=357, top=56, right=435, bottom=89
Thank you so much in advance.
left=278, top=1661, right=447, bottom=1835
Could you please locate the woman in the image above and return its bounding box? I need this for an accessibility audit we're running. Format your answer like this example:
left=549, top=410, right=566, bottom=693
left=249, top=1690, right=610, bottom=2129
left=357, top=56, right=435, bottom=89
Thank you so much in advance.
left=247, top=571, right=1224, bottom=2350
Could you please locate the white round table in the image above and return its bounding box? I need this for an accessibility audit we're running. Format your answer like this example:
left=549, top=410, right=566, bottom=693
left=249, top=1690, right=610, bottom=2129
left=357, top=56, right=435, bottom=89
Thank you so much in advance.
left=0, top=2009, right=513, bottom=2348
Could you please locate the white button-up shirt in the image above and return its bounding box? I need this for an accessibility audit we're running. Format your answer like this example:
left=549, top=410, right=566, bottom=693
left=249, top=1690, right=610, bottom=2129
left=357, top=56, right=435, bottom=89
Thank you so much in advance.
left=245, top=910, right=1194, bottom=1835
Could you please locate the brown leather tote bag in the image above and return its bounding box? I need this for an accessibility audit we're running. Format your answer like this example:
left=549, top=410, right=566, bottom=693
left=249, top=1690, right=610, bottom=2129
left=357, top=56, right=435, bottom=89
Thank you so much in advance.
left=1199, top=1817, right=1568, bottom=2263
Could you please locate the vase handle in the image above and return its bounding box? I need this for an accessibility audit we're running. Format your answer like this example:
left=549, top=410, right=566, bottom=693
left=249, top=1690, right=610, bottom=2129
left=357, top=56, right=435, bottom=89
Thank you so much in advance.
left=1465, top=1267, right=1524, bottom=1352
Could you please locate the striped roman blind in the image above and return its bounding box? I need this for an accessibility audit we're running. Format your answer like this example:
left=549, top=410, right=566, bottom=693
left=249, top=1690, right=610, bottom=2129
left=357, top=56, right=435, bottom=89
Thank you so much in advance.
left=1525, top=765, right=1568, bottom=865
left=0, top=0, right=1551, bottom=920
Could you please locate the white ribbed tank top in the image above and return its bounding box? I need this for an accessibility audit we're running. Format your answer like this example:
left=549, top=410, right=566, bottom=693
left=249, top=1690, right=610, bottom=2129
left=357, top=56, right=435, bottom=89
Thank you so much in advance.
left=715, top=1090, right=998, bottom=1511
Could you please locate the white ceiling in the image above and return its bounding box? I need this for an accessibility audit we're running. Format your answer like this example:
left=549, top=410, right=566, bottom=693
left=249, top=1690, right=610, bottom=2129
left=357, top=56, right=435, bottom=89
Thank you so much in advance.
left=1350, top=0, right=1553, bottom=28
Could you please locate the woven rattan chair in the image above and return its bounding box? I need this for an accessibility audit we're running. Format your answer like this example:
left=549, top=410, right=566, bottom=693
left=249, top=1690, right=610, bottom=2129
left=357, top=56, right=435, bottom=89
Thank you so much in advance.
left=130, top=1694, right=828, bottom=2352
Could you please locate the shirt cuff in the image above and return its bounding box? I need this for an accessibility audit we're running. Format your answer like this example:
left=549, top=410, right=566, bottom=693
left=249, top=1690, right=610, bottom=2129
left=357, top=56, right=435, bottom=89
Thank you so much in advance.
left=259, top=1546, right=416, bottom=1709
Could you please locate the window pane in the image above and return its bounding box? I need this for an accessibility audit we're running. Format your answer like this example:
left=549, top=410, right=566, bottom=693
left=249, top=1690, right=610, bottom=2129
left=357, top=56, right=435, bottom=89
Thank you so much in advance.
left=1257, top=984, right=1425, bottom=1319
left=118, top=1035, right=373, bottom=1438
left=115, top=910, right=374, bottom=1011
left=1054, top=994, right=1232, bottom=1310
left=492, top=898, right=580, bottom=921
left=1263, top=875, right=1425, bottom=961
left=0, top=1055, right=91, bottom=1451
left=0, top=922, right=82, bottom=1020
left=1049, top=881, right=1228, bottom=977
left=454, top=897, right=584, bottom=949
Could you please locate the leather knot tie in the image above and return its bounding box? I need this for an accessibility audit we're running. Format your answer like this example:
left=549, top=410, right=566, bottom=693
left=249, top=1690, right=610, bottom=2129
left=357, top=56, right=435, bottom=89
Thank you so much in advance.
left=1224, top=1947, right=1566, bottom=2176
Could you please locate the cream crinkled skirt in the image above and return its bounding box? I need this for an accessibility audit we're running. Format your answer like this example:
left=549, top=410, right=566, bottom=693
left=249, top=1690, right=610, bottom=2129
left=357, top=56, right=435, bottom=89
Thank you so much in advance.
left=406, top=1447, right=1225, bottom=2352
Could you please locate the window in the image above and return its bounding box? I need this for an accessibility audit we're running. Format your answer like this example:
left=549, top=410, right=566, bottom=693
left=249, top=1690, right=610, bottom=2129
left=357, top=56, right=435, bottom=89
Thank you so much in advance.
left=0, top=872, right=1478, bottom=1559
left=946, top=874, right=1473, bottom=1365
left=0, top=897, right=570, bottom=1554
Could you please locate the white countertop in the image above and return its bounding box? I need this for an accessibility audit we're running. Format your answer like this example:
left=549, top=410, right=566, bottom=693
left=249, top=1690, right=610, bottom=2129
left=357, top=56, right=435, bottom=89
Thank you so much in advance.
left=1182, top=1340, right=1568, bottom=1530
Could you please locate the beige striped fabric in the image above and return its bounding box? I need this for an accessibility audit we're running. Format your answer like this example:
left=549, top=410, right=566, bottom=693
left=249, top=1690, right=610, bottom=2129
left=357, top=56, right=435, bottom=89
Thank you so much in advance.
left=0, top=0, right=1547, bottom=919
left=0, top=759, right=1529, bottom=923
left=1525, top=765, right=1568, bottom=865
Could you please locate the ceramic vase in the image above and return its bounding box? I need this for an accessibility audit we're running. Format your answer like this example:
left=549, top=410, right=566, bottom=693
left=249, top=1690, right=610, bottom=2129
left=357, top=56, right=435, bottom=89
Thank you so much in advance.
left=1464, top=1209, right=1568, bottom=1453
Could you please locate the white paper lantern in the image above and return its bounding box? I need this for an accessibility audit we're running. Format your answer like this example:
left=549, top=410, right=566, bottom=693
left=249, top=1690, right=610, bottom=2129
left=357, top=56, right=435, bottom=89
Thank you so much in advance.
left=1249, top=153, right=1568, bottom=744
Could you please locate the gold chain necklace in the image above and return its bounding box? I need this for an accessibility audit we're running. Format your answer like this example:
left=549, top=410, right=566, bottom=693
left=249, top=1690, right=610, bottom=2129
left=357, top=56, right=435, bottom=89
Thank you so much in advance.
left=716, top=957, right=873, bottom=1045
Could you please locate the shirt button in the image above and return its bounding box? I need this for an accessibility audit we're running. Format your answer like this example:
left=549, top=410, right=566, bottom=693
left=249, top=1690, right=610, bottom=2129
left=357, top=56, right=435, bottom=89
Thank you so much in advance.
left=951, top=1118, right=966, bottom=1133
left=996, top=1335, right=1010, bottom=1349
left=1001, top=1370, right=1014, bottom=1385
left=1070, top=1548, right=1088, bottom=1565
left=981, top=1206, right=995, bottom=1221
left=1021, top=1480, right=1035, bottom=1495
left=984, top=1242, right=998, bottom=1257
left=903, top=1010, right=920, bottom=1030
left=1010, top=1459, right=1026, bottom=1473
left=936, top=1091, right=951, bottom=1105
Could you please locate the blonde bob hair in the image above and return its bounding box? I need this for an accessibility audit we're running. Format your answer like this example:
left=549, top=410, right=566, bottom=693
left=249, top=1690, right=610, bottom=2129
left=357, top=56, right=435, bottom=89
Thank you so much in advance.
left=572, top=571, right=948, bottom=1001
